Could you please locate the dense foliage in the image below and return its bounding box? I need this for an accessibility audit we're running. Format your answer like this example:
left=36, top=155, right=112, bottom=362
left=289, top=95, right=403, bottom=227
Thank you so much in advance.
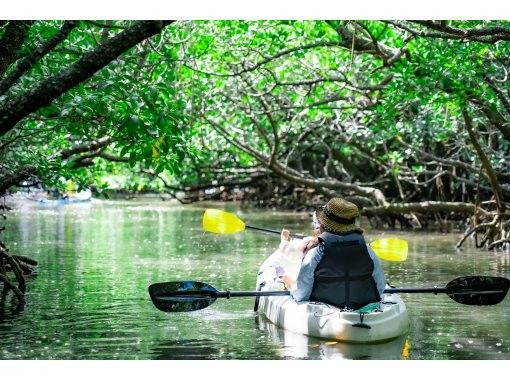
left=168, top=21, right=509, bottom=235
left=1, top=20, right=510, bottom=249
left=0, top=21, right=190, bottom=194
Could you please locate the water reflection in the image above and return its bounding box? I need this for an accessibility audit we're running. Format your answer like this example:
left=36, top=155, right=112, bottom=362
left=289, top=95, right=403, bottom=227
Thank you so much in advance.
left=0, top=291, right=25, bottom=319
left=256, top=315, right=409, bottom=360
left=151, top=338, right=224, bottom=360
left=0, top=201, right=508, bottom=359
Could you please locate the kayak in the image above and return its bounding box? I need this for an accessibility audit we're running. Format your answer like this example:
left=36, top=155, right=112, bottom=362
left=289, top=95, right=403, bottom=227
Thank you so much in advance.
left=25, top=189, right=92, bottom=205
left=36, top=196, right=91, bottom=205
left=255, top=239, right=409, bottom=343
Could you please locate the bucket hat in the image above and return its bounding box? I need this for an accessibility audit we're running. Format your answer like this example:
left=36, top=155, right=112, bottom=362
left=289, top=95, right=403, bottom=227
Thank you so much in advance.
left=316, top=198, right=362, bottom=234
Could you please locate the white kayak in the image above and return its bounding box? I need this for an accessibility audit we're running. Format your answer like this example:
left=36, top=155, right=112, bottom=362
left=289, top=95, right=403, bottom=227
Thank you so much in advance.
left=255, top=239, right=409, bottom=343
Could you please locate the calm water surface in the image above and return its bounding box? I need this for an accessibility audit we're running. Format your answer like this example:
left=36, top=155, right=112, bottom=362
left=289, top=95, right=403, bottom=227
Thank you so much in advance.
left=0, top=200, right=508, bottom=359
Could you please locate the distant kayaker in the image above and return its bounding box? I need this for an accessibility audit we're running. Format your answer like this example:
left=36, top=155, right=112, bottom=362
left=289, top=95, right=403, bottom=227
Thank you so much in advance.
left=283, top=197, right=387, bottom=310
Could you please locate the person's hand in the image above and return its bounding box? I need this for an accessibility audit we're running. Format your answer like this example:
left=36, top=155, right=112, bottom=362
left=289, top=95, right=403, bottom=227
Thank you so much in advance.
left=302, top=237, right=319, bottom=255
left=281, top=228, right=290, bottom=242
left=281, top=274, right=295, bottom=290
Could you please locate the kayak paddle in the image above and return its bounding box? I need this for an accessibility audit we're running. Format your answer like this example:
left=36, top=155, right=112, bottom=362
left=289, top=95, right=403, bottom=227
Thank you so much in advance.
left=202, top=208, right=306, bottom=239
left=148, top=276, right=510, bottom=312
left=369, top=238, right=408, bottom=262
left=202, top=208, right=408, bottom=261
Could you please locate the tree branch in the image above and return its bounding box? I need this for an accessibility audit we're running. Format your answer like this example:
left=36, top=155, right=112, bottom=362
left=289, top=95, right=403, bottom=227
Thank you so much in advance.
left=412, top=21, right=510, bottom=43
left=0, top=165, right=37, bottom=195
left=463, top=109, right=506, bottom=214
left=363, top=201, right=479, bottom=216
left=58, top=136, right=112, bottom=159
left=0, top=21, right=78, bottom=96
left=0, top=21, right=33, bottom=75
left=389, top=20, right=510, bottom=43
left=0, top=20, right=173, bottom=137
left=205, top=117, right=389, bottom=206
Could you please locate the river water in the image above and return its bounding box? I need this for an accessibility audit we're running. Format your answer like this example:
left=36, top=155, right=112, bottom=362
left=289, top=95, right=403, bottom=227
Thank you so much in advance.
left=0, top=200, right=508, bottom=360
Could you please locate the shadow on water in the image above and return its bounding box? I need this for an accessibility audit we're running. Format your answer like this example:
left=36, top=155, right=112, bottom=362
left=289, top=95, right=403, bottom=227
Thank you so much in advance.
left=0, top=290, right=25, bottom=321
left=0, top=271, right=39, bottom=320
left=150, top=338, right=224, bottom=360
left=255, top=315, right=409, bottom=360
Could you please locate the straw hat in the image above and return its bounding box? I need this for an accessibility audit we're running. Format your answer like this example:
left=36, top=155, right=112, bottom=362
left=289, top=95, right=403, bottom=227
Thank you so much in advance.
left=316, top=198, right=362, bottom=234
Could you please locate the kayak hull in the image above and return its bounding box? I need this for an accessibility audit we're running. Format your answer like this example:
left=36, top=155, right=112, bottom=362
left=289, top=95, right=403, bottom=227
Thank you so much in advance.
left=256, top=290, right=408, bottom=343
left=256, top=240, right=409, bottom=343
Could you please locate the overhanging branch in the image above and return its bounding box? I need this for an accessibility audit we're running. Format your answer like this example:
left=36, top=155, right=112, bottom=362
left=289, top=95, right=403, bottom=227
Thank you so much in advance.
left=0, top=20, right=173, bottom=137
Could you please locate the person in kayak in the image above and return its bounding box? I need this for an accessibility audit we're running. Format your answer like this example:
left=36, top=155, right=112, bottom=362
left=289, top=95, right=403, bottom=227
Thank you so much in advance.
left=284, top=197, right=386, bottom=310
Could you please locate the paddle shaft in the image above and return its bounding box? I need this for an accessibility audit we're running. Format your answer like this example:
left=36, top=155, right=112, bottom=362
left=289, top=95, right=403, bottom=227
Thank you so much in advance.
left=246, top=225, right=305, bottom=239
left=154, top=288, right=503, bottom=300
left=241, top=288, right=505, bottom=297
left=156, top=290, right=291, bottom=300
left=384, top=287, right=505, bottom=295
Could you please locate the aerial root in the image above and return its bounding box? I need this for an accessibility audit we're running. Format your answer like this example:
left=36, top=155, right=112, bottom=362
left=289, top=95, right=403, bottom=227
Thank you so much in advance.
left=0, top=243, right=37, bottom=310
left=456, top=212, right=510, bottom=251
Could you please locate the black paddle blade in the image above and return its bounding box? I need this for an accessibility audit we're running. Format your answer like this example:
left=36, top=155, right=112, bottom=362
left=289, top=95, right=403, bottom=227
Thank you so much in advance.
left=446, top=276, right=510, bottom=305
left=148, top=281, right=218, bottom=312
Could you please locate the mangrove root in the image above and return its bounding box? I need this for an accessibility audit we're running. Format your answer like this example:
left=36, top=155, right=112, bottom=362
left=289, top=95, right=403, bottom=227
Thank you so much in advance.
left=0, top=241, right=38, bottom=309
left=456, top=208, right=510, bottom=251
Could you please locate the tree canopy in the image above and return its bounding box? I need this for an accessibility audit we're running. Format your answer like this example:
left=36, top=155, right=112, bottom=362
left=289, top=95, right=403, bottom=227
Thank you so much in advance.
left=1, top=20, right=509, bottom=249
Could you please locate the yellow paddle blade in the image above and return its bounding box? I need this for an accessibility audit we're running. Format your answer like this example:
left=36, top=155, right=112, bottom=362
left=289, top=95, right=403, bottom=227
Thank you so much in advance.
left=202, top=209, right=246, bottom=234
left=370, top=238, right=408, bottom=262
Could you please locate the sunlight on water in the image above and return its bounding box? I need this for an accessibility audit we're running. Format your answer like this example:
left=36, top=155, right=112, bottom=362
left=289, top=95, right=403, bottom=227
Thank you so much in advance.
left=0, top=200, right=509, bottom=359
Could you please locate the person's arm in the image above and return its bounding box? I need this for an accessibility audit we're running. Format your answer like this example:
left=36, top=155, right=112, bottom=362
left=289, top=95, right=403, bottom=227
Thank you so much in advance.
left=367, top=245, right=387, bottom=295
left=290, top=243, right=324, bottom=302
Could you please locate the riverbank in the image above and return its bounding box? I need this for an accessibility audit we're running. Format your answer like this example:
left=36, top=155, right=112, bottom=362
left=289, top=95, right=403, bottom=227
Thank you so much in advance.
left=3, top=190, right=470, bottom=235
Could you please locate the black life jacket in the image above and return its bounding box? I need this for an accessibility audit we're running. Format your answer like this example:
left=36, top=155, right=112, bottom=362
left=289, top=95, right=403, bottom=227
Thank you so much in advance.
left=309, top=231, right=381, bottom=310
